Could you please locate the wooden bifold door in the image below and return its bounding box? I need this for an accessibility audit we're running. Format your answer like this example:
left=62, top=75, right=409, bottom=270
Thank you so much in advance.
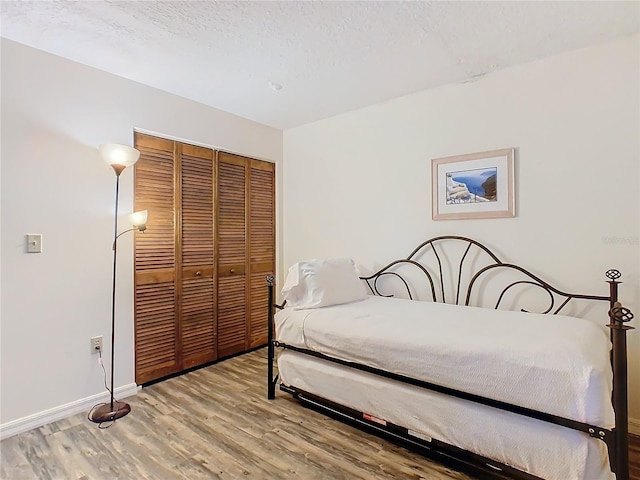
left=133, top=133, right=275, bottom=385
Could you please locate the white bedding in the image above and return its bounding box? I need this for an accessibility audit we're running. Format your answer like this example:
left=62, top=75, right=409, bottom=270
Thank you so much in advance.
left=274, top=296, right=615, bottom=480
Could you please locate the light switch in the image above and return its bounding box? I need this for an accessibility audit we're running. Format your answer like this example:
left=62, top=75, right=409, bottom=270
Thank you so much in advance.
left=26, top=234, right=42, bottom=253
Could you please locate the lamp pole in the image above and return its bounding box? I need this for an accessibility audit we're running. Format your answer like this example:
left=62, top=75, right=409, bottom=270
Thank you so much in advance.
left=109, top=166, right=122, bottom=413
left=89, top=147, right=138, bottom=424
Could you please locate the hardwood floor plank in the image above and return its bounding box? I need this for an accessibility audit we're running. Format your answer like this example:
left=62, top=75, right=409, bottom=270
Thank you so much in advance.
left=43, top=428, right=95, bottom=479
left=3, top=348, right=636, bottom=480
left=18, top=429, right=63, bottom=480
left=0, top=438, right=33, bottom=479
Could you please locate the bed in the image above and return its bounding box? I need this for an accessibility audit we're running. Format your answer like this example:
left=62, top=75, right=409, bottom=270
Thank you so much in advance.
left=266, top=236, right=634, bottom=480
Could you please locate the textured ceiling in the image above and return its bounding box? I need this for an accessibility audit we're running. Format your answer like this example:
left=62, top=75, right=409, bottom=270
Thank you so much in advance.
left=2, top=1, right=638, bottom=129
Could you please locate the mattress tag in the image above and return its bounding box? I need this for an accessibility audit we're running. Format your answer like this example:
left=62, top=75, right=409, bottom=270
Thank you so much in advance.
left=407, top=429, right=432, bottom=442
left=363, top=413, right=387, bottom=426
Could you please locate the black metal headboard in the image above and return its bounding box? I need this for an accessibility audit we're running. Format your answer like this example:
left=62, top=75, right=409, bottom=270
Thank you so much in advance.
left=359, top=235, right=617, bottom=315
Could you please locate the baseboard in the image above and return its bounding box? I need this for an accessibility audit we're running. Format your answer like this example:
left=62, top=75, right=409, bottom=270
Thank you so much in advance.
left=0, top=383, right=139, bottom=440
left=630, top=417, right=640, bottom=435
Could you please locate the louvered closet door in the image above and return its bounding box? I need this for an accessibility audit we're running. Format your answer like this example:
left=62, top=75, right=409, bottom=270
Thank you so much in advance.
left=248, top=159, right=275, bottom=348
left=133, top=133, right=179, bottom=384
left=135, top=133, right=274, bottom=378
left=180, top=144, right=216, bottom=369
left=216, top=153, right=248, bottom=358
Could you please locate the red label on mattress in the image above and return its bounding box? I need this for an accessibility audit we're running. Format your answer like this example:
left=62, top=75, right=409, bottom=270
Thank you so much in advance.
left=363, top=413, right=387, bottom=426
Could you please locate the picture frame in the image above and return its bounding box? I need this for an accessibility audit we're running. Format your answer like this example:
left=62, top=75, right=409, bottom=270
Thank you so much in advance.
left=431, top=148, right=515, bottom=220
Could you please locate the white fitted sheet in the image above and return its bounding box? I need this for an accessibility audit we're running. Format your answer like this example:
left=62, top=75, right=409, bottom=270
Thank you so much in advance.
left=278, top=350, right=613, bottom=480
left=275, top=295, right=614, bottom=426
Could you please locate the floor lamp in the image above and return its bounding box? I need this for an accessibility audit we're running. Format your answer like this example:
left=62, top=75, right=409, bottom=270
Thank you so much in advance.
left=89, top=143, right=145, bottom=424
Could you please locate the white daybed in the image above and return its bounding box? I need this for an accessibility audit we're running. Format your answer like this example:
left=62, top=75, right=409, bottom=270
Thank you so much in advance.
left=266, top=236, right=633, bottom=480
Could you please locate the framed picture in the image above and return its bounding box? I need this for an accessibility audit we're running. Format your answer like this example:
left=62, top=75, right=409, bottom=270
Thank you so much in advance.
left=432, top=148, right=515, bottom=220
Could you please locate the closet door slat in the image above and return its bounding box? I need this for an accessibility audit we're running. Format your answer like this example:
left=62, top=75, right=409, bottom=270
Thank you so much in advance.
left=249, top=160, right=275, bottom=347
left=217, top=153, right=248, bottom=357
left=180, top=147, right=216, bottom=368
left=134, top=133, right=179, bottom=383
left=217, top=275, right=247, bottom=358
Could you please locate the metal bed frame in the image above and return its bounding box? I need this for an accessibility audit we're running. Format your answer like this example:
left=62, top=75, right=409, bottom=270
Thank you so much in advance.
left=266, top=236, right=634, bottom=480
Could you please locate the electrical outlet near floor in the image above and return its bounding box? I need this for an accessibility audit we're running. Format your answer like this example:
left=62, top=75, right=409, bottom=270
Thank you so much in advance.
left=90, top=336, right=103, bottom=353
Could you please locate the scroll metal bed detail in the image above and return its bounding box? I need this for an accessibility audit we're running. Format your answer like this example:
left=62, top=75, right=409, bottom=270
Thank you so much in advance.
left=266, top=236, right=634, bottom=480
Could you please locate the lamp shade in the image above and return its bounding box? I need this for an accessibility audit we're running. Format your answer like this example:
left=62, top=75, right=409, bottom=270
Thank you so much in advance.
left=98, top=144, right=140, bottom=168
left=128, top=210, right=148, bottom=228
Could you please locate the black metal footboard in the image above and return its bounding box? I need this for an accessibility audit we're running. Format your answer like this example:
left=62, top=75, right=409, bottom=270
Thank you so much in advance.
left=265, top=237, right=634, bottom=480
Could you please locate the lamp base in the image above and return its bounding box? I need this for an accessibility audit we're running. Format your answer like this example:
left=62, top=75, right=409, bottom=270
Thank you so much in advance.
left=89, top=401, right=131, bottom=423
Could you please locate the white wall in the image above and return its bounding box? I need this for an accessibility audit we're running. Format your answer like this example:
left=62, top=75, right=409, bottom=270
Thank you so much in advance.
left=0, top=39, right=282, bottom=433
left=283, top=35, right=640, bottom=425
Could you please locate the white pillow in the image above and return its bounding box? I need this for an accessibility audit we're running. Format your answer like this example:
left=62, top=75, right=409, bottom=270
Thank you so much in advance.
left=282, top=258, right=368, bottom=309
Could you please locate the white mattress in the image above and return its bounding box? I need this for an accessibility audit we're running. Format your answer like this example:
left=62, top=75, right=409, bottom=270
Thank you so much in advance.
left=275, top=296, right=614, bottom=426
left=274, top=296, right=615, bottom=480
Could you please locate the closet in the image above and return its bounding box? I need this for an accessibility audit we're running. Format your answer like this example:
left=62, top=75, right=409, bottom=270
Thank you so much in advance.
left=133, top=133, right=275, bottom=384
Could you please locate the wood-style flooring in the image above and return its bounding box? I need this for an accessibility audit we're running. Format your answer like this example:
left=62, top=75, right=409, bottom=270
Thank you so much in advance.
left=1, top=348, right=639, bottom=480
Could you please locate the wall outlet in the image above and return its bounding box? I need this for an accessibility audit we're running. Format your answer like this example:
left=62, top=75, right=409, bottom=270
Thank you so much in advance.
left=90, top=336, right=103, bottom=353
